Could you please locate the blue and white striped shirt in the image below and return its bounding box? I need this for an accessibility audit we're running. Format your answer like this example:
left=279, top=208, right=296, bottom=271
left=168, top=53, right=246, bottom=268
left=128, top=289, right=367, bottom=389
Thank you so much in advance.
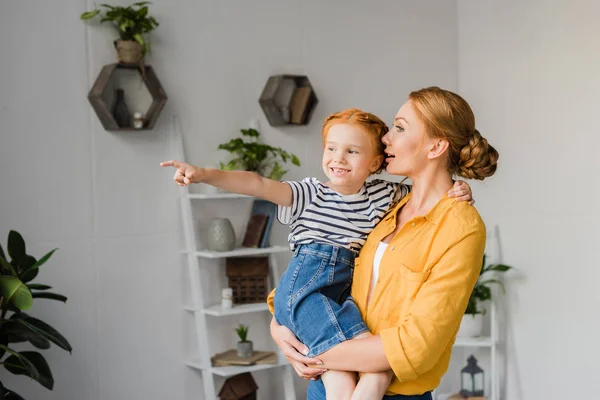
left=277, top=178, right=411, bottom=253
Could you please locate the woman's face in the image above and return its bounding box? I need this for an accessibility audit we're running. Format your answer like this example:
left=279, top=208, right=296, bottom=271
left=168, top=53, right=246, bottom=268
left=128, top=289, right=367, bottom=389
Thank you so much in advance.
left=382, top=100, right=434, bottom=176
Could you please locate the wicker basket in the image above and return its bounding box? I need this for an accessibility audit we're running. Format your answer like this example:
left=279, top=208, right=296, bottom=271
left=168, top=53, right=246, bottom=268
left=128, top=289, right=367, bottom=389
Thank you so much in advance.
left=114, top=40, right=143, bottom=65
left=226, top=257, right=269, bottom=304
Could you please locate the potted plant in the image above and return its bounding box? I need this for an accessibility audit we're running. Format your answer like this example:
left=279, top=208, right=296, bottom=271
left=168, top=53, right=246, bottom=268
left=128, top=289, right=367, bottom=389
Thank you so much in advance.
left=457, top=255, right=512, bottom=337
left=0, top=230, right=72, bottom=399
left=235, top=323, right=253, bottom=358
left=218, top=128, right=301, bottom=181
left=80, top=2, right=159, bottom=65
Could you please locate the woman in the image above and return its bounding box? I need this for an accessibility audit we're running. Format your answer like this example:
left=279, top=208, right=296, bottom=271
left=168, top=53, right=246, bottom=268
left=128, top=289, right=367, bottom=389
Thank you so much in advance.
left=269, top=86, right=499, bottom=399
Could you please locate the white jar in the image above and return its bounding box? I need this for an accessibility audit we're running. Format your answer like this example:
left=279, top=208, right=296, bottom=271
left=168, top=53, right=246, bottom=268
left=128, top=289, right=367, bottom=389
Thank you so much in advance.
left=222, top=288, right=233, bottom=309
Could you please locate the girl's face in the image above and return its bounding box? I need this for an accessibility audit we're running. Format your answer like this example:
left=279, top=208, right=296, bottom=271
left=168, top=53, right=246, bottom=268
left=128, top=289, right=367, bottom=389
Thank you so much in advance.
left=322, top=123, right=383, bottom=194
left=382, top=100, right=435, bottom=177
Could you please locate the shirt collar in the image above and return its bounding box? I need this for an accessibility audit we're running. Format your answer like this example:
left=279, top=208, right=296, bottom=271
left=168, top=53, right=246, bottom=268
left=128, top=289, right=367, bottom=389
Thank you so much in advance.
left=386, top=192, right=457, bottom=225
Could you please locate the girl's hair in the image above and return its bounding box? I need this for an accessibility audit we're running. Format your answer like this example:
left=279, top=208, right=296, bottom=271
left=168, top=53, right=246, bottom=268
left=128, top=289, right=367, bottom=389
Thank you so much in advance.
left=321, top=108, right=389, bottom=174
left=409, top=87, right=499, bottom=180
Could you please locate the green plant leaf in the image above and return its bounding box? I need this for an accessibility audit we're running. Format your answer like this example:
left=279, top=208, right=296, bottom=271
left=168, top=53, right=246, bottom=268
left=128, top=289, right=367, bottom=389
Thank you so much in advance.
left=80, top=9, right=100, bottom=20
left=133, top=33, right=145, bottom=48
left=31, top=292, right=67, bottom=303
left=3, top=320, right=51, bottom=350
left=27, top=284, right=52, bottom=290
left=486, top=264, right=511, bottom=273
left=5, top=351, right=53, bottom=390
left=0, top=332, right=8, bottom=359
left=7, top=231, right=26, bottom=264
left=0, top=345, right=39, bottom=381
left=20, top=259, right=39, bottom=283
left=22, top=248, right=57, bottom=276
left=0, top=277, right=32, bottom=310
left=18, top=315, right=72, bottom=352
left=0, top=256, right=17, bottom=276
left=132, top=1, right=152, bottom=6
left=4, top=388, right=26, bottom=400
left=291, top=154, right=301, bottom=166
left=479, top=278, right=506, bottom=293
left=0, top=242, right=6, bottom=260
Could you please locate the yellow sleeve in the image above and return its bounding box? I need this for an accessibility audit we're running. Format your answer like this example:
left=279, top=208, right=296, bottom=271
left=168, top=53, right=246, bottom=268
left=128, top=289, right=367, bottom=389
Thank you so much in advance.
left=380, top=224, right=485, bottom=382
left=266, top=288, right=276, bottom=314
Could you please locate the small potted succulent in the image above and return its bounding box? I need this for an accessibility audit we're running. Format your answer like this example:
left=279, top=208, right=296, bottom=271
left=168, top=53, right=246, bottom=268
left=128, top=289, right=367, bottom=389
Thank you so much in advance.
left=80, top=2, right=159, bottom=65
left=457, top=255, right=512, bottom=337
left=235, top=323, right=253, bottom=358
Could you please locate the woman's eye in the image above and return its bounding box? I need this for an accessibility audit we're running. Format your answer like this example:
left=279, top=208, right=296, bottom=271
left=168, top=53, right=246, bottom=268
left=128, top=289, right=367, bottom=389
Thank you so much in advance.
left=327, top=147, right=335, bottom=151
left=348, top=150, right=358, bottom=154
left=395, top=125, right=404, bottom=132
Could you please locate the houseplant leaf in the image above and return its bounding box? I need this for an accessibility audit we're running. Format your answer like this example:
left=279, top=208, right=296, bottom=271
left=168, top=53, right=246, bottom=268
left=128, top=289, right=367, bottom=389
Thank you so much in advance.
left=18, top=315, right=72, bottom=352
left=27, top=284, right=52, bottom=290
left=31, top=292, right=67, bottom=303
left=5, top=351, right=53, bottom=390
left=0, top=276, right=33, bottom=310
left=485, top=263, right=512, bottom=273
left=0, top=345, right=40, bottom=381
left=80, top=9, right=101, bottom=20
left=4, top=388, right=26, bottom=400
left=22, top=249, right=57, bottom=275
left=3, top=319, right=51, bottom=349
left=7, top=231, right=26, bottom=264
left=0, top=256, right=17, bottom=276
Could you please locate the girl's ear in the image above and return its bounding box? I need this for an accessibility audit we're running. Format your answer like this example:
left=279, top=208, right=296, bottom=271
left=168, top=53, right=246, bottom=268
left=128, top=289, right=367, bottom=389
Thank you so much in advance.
left=370, top=154, right=384, bottom=172
left=428, top=138, right=449, bottom=160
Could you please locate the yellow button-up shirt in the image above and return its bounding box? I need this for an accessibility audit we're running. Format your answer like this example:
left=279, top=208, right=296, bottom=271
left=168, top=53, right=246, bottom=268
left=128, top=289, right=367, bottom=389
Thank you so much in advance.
left=268, top=192, right=486, bottom=396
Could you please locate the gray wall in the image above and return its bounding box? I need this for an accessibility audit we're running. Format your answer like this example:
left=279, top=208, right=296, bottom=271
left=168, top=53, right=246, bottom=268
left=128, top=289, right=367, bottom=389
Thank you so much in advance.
left=458, top=0, right=599, bottom=399
left=0, top=1, right=458, bottom=399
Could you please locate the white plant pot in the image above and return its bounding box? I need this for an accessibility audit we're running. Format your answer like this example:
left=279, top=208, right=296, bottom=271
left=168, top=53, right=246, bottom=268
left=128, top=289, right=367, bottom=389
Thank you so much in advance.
left=457, top=313, right=484, bottom=337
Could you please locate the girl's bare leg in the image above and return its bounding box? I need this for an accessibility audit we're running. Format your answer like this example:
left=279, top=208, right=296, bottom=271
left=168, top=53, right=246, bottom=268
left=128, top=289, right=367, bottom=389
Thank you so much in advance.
left=349, top=332, right=394, bottom=400
left=321, top=370, right=357, bottom=400
left=351, top=370, right=393, bottom=400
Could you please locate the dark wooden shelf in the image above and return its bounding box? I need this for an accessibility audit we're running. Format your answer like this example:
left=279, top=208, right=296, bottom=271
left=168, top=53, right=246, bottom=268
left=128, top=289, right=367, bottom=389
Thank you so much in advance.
left=88, top=63, right=167, bottom=131
left=259, top=74, right=318, bottom=127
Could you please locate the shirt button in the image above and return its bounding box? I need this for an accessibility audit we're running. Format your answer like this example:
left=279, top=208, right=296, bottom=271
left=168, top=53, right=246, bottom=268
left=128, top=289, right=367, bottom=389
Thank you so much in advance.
left=411, top=222, right=416, bottom=227
left=390, top=246, right=395, bottom=250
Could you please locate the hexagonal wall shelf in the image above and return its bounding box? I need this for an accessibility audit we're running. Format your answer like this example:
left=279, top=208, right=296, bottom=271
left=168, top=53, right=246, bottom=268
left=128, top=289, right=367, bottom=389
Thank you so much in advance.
left=88, top=63, right=167, bottom=131
left=259, top=74, right=318, bottom=127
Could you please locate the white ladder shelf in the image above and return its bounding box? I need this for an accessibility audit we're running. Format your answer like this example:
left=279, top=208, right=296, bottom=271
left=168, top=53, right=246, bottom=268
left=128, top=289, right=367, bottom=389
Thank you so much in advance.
left=433, top=300, right=501, bottom=400
left=171, top=117, right=296, bottom=400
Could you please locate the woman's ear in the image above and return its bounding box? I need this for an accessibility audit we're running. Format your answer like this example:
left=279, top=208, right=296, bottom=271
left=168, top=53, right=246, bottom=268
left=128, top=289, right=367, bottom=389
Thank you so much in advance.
left=428, top=138, right=449, bottom=160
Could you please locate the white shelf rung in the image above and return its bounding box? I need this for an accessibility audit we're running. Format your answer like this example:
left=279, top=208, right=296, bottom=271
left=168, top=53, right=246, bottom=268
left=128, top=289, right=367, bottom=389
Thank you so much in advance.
left=191, top=246, right=289, bottom=259
left=186, top=358, right=289, bottom=377
left=184, top=303, right=270, bottom=316
left=453, top=336, right=494, bottom=347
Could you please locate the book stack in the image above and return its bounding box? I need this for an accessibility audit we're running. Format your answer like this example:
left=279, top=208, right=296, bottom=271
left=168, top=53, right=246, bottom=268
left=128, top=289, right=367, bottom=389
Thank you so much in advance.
left=211, top=350, right=277, bottom=367
left=242, top=199, right=277, bottom=248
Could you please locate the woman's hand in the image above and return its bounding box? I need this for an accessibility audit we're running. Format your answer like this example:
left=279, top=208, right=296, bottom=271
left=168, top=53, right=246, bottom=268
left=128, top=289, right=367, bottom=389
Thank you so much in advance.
left=448, top=180, right=475, bottom=205
left=270, top=318, right=327, bottom=380
left=160, top=160, right=205, bottom=186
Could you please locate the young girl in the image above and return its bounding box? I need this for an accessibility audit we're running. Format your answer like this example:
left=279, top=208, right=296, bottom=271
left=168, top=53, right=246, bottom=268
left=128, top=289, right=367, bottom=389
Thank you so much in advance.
left=161, top=109, right=473, bottom=400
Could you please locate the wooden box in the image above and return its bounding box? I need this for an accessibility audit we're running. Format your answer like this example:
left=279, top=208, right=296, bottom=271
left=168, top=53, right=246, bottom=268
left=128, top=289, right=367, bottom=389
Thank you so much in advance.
left=226, top=257, right=269, bottom=304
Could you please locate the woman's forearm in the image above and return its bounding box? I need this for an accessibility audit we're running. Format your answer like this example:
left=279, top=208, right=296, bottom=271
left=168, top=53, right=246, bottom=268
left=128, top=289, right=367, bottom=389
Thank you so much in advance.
left=314, top=335, right=391, bottom=373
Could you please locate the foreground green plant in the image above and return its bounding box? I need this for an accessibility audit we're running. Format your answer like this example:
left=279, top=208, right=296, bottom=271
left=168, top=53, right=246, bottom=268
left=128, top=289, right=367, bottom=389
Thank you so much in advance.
left=0, top=231, right=71, bottom=399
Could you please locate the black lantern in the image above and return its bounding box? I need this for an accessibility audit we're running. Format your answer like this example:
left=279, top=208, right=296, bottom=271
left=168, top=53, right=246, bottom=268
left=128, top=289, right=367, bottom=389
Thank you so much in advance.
left=460, top=355, right=484, bottom=397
